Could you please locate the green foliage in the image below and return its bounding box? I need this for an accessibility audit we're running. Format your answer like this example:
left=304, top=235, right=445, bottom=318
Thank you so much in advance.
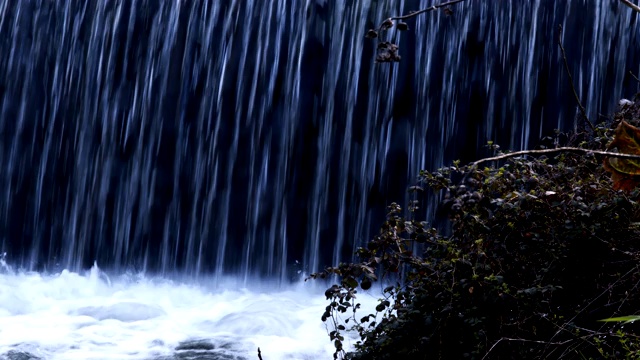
left=310, top=122, right=640, bottom=359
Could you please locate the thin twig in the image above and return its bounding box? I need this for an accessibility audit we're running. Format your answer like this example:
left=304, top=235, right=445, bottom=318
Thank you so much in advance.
left=546, top=265, right=640, bottom=346
left=630, top=71, right=640, bottom=83
left=257, top=347, right=263, bottom=360
left=558, top=24, right=595, bottom=131
left=388, top=0, right=466, bottom=22
left=620, top=0, right=640, bottom=13
left=482, top=337, right=577, bottom=360
left=469, top=147, right=640, bottom=168
left=370, top=0, right=466, bottom=63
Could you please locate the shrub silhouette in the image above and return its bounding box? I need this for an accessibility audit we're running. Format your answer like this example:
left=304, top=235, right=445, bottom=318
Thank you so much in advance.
left=311, top=104, right=640, bottom=359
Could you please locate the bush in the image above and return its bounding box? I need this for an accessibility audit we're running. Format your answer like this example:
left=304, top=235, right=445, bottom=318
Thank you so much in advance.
left=311, top=111, right=640, bottom=359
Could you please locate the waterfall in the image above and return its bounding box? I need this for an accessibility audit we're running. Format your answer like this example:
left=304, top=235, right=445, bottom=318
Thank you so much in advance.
left=0, top=0, right=638, bottom=280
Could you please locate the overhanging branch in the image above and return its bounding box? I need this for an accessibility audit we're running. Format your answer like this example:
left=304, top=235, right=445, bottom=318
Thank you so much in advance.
left=621, top=0, right=640, bottom=13
left=469, top=147, right=640, bottom=168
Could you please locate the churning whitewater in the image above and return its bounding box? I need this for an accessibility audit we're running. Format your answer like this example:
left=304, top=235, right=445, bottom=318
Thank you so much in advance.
left=0, top=260, right=369, bottom=359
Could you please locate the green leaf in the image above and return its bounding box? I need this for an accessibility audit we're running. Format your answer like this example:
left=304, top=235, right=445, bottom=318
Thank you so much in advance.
left=334, top=339, right=343, bottom=350
left=396, top=22, right=409, bottom=31
left=598, top=316, right=640, bottom=323
left=360, top=277, right=372, bottom=290
left=343, top=277, right=358, bottom=289
left=365, top=29, right=378, bottom=38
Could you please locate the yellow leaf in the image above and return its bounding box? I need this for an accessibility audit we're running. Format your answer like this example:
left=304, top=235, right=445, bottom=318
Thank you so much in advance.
left=604, top=121, right=640, bottom=191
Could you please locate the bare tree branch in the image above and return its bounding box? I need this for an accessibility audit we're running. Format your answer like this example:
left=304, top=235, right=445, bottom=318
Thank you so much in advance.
left=558, top=25, right=595, bottom=131
left=387, top=0, right=466, bottom=23
left=621, top=0, right=640, bottom=13
left=469, top=147, right=640, bottom=168
left=368, top=0, right=466, bottom=63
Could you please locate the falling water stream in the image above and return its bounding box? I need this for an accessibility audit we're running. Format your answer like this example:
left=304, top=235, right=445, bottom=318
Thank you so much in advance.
left=0, top=0, right=638, bottom=359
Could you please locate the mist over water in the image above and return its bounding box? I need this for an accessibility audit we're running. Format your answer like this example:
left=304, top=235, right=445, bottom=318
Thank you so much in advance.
left=0, top=0, right=638, bottom=358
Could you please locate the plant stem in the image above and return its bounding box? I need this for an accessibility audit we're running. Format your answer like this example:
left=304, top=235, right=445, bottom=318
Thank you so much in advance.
left=558, top=24, right=595, bottom=131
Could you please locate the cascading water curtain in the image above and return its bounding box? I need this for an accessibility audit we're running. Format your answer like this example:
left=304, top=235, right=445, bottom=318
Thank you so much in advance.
left=0, top=0, right=637, bottom=280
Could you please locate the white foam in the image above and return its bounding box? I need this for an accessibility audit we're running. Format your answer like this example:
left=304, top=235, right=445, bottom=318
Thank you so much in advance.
left=0, top=264, right=374, bottom=360
left=619, top=98, right=634, bottom=107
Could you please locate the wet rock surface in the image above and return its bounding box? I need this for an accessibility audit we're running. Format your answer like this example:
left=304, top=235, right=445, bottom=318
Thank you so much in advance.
left=0, top=351, right=42, bottom=360
left=151, top=338, right=248, bottom=360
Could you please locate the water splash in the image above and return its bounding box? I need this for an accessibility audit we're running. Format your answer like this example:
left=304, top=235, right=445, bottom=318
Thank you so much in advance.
left=0, top=267, right=356, bottom=359
left=0, top=252, right=11, bottom=275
